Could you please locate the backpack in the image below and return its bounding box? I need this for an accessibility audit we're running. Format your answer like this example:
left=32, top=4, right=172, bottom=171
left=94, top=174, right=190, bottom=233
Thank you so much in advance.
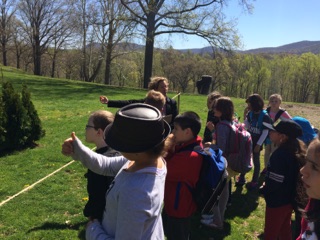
left=177, top=144, right=227, bottom=213
left=217, top=121, right=253, bottom=174
left=248, top=109, right=268, bottom=130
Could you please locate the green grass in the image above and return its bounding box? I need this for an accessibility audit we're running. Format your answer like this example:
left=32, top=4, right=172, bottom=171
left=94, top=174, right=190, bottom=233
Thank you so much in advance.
left=0, top=67, right=302, bottom=239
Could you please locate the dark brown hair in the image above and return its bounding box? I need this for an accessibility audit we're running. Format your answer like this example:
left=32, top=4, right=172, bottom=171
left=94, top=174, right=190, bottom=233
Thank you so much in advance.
left=246, top=93, right=264, bottom=112
left=214, top=97, right=234, bottom=122
left=174, top=111, right=201, bottom=138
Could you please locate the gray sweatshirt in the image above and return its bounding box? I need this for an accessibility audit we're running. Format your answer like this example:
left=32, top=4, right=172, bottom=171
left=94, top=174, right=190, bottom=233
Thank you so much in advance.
left=71, top=137, right=166, bottom=240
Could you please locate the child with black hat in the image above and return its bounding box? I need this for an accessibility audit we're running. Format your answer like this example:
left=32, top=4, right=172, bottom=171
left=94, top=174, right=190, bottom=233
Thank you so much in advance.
left=62, top=103, right=171, bottom=240
left=259, top=118, right=307, bottom=240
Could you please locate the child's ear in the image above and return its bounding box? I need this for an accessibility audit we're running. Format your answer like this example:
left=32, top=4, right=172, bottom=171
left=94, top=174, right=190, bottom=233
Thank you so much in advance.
left=97, top=128, right=104, bottom=135
left=185, top=127, right=193, bottom=136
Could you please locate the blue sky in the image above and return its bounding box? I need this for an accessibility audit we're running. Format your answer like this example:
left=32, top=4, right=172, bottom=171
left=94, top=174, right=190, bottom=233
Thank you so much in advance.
left=160, top=0, right=320, bottom=50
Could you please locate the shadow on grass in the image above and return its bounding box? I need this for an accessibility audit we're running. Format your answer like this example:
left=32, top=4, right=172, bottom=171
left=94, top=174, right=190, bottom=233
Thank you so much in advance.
left=226, top=185, right=260, bottom=219
left=0, top=142, right=40, bottom=158
left=27, top=221, right=86, bottom=239
left=190, top=176, right=265, bottom=239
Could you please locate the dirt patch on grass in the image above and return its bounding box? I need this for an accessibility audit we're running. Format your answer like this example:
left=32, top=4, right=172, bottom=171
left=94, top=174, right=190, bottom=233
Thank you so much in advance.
left=282, top=103, right=320, bottom=129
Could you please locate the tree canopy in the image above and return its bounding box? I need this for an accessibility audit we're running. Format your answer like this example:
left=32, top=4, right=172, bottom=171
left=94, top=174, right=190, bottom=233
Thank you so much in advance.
left=120, top=0, right=253, bottom=88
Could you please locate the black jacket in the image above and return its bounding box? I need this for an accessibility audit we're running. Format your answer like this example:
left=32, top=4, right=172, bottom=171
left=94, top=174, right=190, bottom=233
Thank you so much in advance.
left=260, top=147, right=299, bottom=208
left=108, top=96, right=178, bottom=127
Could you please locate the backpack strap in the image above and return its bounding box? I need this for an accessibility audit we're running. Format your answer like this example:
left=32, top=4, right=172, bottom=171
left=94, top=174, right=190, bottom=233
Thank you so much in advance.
left=266, top=106, right=271, bottom=114
left=274, top=109, right=285, bottom=121
left=267, top=106, right=285, bottom=122
left=257, top=109, right=267, bottom=130
left=201, top=171, right=227, bottom=214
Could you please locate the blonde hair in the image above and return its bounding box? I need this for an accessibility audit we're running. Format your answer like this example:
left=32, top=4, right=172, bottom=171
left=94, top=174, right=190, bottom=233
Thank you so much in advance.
left=269, top=94, right=283, bottom=103
left=148, top=76, right=169, bottom=91
left=207, top=91, right=222, bottom=101
left=145, top=90, right=166, bottom=111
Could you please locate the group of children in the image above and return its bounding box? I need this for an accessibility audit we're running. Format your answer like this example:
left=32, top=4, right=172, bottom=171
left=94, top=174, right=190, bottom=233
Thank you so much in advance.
left=61, top=81, right=320, bottom=239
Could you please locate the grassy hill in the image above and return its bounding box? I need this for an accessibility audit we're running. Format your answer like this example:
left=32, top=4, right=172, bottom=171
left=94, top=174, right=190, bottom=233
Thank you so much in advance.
left=0, top=67, right=318, bottom=239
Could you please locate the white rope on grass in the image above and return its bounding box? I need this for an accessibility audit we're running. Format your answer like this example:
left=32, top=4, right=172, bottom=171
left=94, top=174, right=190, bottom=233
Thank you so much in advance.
left=0, top=160, right=75, bottom=207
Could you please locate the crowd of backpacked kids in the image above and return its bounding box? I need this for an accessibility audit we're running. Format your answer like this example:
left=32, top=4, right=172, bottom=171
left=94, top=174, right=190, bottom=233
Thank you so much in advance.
left=61, top=76, right=320, bottom=240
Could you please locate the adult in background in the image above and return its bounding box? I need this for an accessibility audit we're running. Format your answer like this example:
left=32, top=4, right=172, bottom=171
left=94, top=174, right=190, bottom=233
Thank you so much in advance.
left=62, top=103, right=171, bottom=240
left=100, top=76, right=178, bottom=128
left=259, top=118, right=306, bottom=240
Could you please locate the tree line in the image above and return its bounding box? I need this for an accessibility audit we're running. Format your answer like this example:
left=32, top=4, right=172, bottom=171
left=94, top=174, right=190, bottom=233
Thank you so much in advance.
left=0, top=0, right=252, bottom=85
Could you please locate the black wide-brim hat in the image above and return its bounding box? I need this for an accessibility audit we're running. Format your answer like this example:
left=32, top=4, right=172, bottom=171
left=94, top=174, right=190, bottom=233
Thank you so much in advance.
left=263, top=118, right=303, bottom=139
left=104, top=103, right=171, bottom=153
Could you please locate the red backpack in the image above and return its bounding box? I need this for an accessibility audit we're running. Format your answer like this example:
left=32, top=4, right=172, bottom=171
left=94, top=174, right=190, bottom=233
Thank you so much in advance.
left=217, top=121, right=253, bottom=174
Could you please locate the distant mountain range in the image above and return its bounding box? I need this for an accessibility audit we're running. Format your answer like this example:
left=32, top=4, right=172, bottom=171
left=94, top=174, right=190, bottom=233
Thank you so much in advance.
left=178, top=40, right=320, bottom=55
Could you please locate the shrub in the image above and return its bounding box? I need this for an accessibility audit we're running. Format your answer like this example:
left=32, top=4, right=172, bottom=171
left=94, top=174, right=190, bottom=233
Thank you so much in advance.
left=0, top=82, right=45, bottom=153
left=21, top=84, right=45, bottom=145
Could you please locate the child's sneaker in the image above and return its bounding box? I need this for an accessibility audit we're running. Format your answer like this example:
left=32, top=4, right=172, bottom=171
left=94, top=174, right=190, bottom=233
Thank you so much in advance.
left=200, top=218, right=223, bottom=230
left=235, top=176, right=246, bottom=186
left=246, top=181, right=259, bottom=191
left=201, top=214, right=214, bottom=220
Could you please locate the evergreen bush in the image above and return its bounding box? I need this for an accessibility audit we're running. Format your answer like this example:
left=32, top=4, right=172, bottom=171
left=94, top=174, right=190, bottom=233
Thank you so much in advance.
left=21, top=84, right=45, bottom=145
left=0, top=82, right=45, bottom=153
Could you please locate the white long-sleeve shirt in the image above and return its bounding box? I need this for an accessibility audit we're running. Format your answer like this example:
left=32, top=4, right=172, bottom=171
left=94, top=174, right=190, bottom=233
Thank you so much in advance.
left=70, top=137, right=166, bottom=240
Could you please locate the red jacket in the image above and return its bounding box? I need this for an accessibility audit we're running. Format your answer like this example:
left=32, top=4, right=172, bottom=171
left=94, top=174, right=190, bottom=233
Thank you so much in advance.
left=164, top=136, right=203, bottom=218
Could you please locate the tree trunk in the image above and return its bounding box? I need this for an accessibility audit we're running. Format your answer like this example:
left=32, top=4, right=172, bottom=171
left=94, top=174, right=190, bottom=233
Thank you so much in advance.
left=104, top=47, right=112, bottom=85
left=51, top=50, right=57, bottom=78
left=143, top=12, right=156, bottom=89
left=2, top=41, right=7, bottom=66
left=33, top=36, right=41, bottom=75
left=104, top=27, right=114, bottom=85
left=88, top=59, right=103, bottom=82
left=16, top=52, right=20, bottom=69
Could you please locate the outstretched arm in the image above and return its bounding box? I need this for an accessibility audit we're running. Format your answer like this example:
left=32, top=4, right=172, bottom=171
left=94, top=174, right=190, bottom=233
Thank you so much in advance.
left=62, top=132, right=127, bottom=176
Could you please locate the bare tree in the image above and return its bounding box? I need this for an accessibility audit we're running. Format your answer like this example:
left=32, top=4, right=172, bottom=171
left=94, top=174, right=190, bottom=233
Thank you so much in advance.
left=71, top=0, right=98, bottom=82
left=16, top=0, right=67, bottom=75
left=120, top=0, right=253, bottom=88
left=0, top=0, right=16, bottom=66
left=78, top=0, right=135, bottom=84
left=48, top=18, right=75, bottom=78
left=11, top=17, right=29, bottom=69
